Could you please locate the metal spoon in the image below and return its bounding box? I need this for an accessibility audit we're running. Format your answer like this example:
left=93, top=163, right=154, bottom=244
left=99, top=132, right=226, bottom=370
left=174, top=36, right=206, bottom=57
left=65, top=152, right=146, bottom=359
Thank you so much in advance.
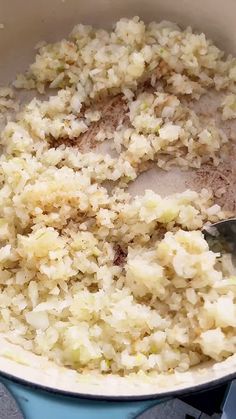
left=202, top=218, right=236, bottom=255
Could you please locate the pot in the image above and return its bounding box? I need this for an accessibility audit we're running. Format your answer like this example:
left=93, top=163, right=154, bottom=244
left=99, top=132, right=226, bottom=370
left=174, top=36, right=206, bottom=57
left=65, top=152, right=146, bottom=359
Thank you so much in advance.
left=0, top=1, right=236, bottom=417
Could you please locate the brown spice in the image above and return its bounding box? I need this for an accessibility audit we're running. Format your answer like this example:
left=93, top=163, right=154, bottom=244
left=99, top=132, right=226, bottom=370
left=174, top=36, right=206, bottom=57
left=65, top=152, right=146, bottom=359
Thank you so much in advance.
left=49, top=94, right=128, bottom=152
left=187, top=153, right=236, bottom=212
left=113, top=245, right=127, bottom=266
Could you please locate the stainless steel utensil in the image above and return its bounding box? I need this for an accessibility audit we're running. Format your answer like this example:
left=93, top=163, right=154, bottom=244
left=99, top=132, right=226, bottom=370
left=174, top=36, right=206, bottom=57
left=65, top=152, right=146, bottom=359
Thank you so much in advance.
left=203, top=218, right=236, bottom=255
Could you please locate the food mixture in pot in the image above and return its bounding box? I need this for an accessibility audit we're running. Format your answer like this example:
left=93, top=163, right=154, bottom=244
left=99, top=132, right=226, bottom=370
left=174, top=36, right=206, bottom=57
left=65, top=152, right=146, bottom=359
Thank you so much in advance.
left=0, top=17, right=236, bottom=376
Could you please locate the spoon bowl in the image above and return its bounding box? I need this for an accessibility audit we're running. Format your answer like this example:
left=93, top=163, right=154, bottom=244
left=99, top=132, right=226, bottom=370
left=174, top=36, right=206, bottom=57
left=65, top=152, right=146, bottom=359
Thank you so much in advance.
left=203, top=218, right=236, bottom=254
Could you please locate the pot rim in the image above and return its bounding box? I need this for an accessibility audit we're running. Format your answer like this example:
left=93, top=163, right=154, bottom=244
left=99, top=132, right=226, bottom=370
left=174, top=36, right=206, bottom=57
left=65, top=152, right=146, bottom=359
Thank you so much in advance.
left=0, top=369, right=235, bottom=401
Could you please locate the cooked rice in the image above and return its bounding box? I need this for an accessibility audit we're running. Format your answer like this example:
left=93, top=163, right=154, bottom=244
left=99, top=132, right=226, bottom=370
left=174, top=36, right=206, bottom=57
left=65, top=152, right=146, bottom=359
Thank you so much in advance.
left=0, top=17, right=235, bottom=376
left=221, top=93, right=236, bottom=120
